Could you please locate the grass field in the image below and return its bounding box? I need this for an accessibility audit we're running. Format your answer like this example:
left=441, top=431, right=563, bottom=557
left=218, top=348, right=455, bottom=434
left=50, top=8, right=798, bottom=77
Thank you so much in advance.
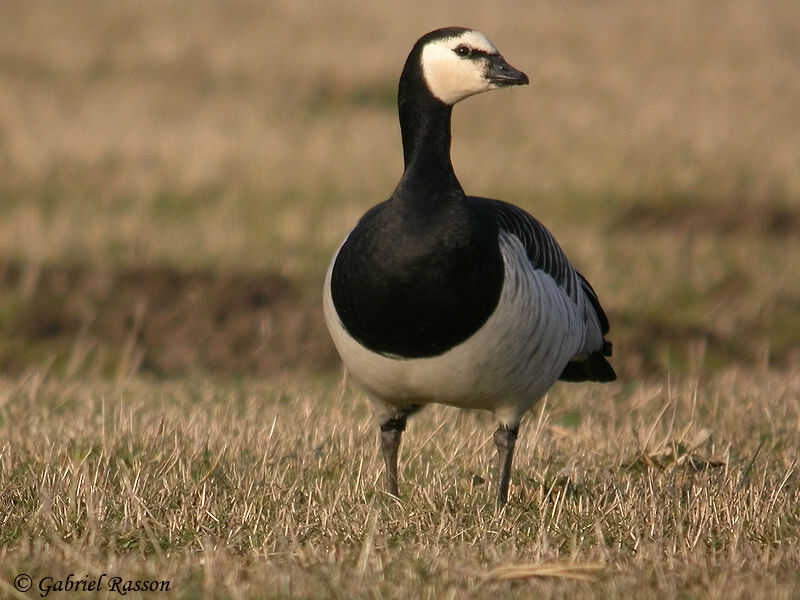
left=1, top=1, right=800, bottom=598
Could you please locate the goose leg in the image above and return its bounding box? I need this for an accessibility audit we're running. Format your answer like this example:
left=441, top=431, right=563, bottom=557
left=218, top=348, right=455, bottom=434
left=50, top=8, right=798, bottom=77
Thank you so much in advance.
left=494, top=424, right=519, bottom=508
left=379, top=415, right=408, bottom=498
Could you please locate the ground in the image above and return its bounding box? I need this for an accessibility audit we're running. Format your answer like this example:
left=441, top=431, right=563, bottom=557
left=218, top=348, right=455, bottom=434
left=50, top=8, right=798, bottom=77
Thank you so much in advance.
left=1, top=1, right=799, bottom=598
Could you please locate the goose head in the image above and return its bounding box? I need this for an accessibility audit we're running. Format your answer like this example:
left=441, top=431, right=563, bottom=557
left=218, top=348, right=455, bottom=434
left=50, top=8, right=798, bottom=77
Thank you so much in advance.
left=411, top=27, right=529, bottom=106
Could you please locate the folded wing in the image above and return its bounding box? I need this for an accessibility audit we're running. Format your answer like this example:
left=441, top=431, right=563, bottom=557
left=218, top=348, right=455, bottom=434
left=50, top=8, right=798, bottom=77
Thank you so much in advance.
left=476, top=197, right=616, bottom=382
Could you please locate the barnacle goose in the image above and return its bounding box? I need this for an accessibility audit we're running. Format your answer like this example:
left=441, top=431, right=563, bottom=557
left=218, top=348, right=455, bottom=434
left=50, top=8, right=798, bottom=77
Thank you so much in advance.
left=323, top=27, right=616, bottom=507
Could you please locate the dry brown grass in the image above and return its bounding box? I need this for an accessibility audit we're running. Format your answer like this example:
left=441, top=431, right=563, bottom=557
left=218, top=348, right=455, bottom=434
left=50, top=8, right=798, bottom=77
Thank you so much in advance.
left=1, top=1, right=800, bottom=598
left=1, top=371, right=799, bottom=598
left=1, top=1, right=799, bottom=274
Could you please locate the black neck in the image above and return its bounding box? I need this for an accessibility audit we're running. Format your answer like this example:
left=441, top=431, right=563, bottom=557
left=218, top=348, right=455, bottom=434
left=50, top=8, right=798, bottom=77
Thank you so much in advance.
left=394, top=80, right=463, bottom=199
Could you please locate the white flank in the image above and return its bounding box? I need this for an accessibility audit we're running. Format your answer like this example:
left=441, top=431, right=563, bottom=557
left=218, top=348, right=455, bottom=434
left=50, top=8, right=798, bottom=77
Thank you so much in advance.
left=323, top=231, right=586, bottom=427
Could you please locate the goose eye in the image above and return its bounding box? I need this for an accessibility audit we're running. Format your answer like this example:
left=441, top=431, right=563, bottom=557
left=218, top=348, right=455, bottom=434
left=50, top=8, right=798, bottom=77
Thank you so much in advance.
left=454, top=45, right=472, bottom=58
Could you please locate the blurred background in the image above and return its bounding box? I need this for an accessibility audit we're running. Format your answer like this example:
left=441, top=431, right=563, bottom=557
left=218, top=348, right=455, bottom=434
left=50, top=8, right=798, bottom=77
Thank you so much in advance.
left=1, top=0, right=798, bottom=380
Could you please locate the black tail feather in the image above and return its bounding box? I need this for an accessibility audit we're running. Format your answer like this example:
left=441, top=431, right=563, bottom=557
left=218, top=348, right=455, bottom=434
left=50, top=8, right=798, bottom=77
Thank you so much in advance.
left=559, top=348, right=616, bottom=382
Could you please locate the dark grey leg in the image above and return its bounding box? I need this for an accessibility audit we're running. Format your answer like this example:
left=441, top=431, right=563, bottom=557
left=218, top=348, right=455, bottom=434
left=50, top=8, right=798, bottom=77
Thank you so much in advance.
left=494, top=424, right=519, bottom=508
left=380, top=415, right=408, bottom=498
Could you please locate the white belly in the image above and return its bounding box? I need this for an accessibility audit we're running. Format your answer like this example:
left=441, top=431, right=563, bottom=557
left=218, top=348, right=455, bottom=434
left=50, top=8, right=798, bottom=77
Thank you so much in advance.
left=323, top=232, right=585, bottom=426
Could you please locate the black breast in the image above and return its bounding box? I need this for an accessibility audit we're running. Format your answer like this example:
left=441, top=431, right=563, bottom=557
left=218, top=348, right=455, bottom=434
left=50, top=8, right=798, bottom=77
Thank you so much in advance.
left=330, top=198, right=504, bottom=358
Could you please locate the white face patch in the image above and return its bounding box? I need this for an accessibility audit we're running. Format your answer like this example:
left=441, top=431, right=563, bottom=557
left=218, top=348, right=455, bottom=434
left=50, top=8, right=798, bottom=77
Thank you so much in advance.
left=420, top=31, right=500, bottom=105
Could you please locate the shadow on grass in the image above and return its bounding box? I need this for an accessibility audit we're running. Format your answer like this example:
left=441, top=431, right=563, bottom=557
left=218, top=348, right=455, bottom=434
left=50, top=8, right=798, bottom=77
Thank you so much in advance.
left=1, top=250, right=798, bottom=379
left=0, top=259, right=338, bottom=378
